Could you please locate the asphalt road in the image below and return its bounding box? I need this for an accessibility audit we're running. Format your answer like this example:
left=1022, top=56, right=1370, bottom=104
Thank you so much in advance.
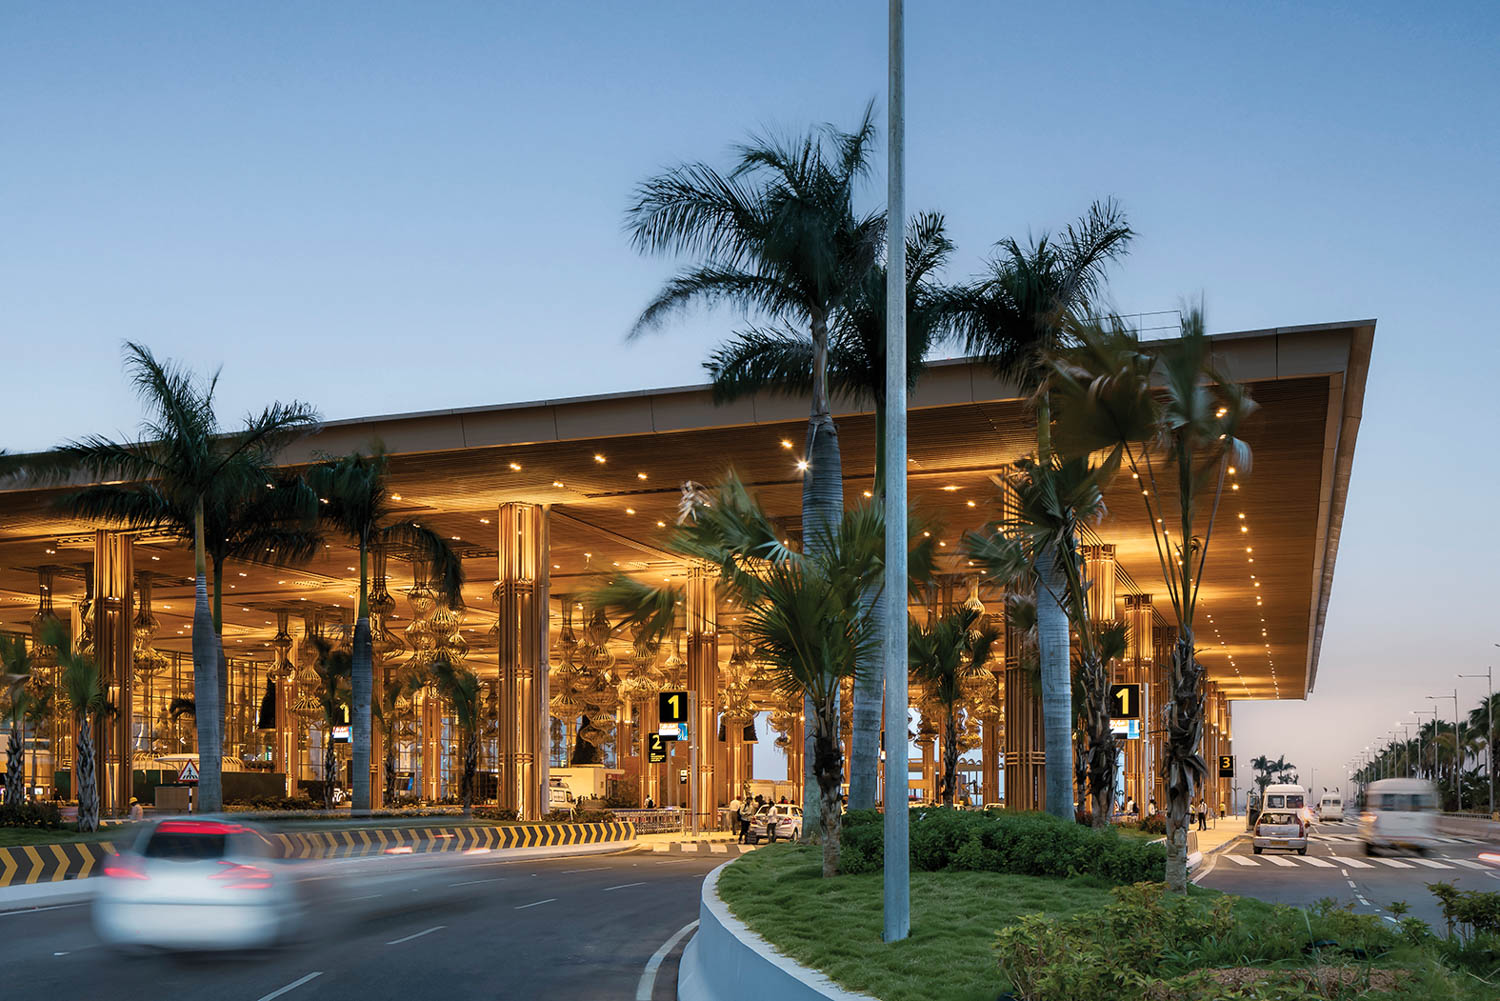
left=3, top=846, right=724, bottom=1001
left=1196, top=820, right=1500, bottom=928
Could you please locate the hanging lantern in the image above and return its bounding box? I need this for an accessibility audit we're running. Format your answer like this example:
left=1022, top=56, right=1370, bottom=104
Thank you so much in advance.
left=1124, top=594, right=1153, bottom=665
left=30, top=567, right=60, bottom=670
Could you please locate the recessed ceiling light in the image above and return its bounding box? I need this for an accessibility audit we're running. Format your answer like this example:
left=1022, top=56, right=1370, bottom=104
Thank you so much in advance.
left=553, top=480, right=565, bottom=488
left=780, top=439, right=793, bottom=450
left=795, top=460, right=809, bottom=471
left=593, top=453, right=607, bottom=464
left=391, top=493, right=402, bottom=500
left=480, top=518, right=490, bottom=524
left=637, top=472, right=648, bottom=480
left=509, top=462, right=522, bottom=471
left=626, top=508, right=636, bottom=515
left=942, top=485, right=958, bottom=492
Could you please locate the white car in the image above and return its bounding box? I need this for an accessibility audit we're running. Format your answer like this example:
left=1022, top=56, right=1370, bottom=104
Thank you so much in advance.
left=747, top=803, right=802, bottom=844
left=1252, top=811, right=1308, bottom=855
left=93, top=817, right=302, bottom=952
left=1360, top=778, right=1439, bottom=856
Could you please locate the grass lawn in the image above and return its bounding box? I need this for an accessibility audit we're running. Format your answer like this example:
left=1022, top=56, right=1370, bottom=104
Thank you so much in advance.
left=0, top=825, right=132, bottom=848
left=717, top=844, right=1114, bottom=1001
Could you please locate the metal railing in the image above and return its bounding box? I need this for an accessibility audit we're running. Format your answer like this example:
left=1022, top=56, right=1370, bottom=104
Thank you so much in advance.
left=612, top=807, right=687, bottom=834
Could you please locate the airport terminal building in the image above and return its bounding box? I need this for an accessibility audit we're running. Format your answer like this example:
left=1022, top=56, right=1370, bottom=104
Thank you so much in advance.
left=0, top=320, right=1372, bottom=824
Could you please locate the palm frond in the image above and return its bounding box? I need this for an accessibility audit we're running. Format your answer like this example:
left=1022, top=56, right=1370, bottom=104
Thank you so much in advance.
left=705, top=327, right=815, bottom=403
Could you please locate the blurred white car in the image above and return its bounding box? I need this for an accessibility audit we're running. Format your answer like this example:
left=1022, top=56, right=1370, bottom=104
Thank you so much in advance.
left=747, top=803, right=802, bottom=844
left=93, top=817, right=301, bottom=951
left=1360, top=778, right=1439, bottom=856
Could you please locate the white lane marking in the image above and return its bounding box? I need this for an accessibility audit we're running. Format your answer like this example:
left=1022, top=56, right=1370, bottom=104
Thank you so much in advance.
left=636, top=919, right=700, bottom=1001
left=1446, top=859, right=1490, bottom=870
left=0, top=903, right=86, bottom=918
left=1372, top=858, right=1414, bottom=868
left=386, top=925, right=445, bottom=945
left=1409, top=858, right=1452, bottom=869
left=515, top=897, right=556, bottom=910
left=1298, top=856, right=1335, bottom=868
left=255, top=972, right=324, bottom=1001
left=561, top=867, right=607, bottom=873
left=1382, top=915, right=1399, bottom=924
left=449, top=877, right=505, bottom=886
left=604, top=881, right=647, bottom=891
left=1224, top=854, right=1259, bottom=866
left=1262, top=855, right=1298, bottom=867
left=348, top=893, right=384, bottom=901
left=1329, top=856, right=1374, bottom=869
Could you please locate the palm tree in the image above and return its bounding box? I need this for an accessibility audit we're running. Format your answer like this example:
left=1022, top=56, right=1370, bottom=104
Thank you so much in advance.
left=44, top=621, right=108, bottom=832
left=625, top=109, right=884, bottom=830
left=944, top=200, right=1133, bottom=821
left=1249, top=754, right=1294, bottom=813
left=373, top=669, right=421, bottom=806
left=1467, top=693, right=1497, bottom=814
left=909, top=605, right=999, bottom=807
left=962, top=453, right=1123, bottom=826
left=1, top=634, right=36, bottom=805
left=706, top=213, right=955, bottom=810
left=306, top=631, right=352, bottom=811
left=430, top=656, right=481, bottom=817
left=35, top=344, right=318, bottom=812
left=305, top=448, right=464, bottom=812
left=1049, top=307, right=1255, bottom=889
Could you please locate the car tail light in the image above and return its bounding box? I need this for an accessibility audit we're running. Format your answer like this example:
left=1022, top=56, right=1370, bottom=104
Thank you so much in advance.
left=210, top=861, right=272, bottom=890
left=104, top=858, right=148, bottom=880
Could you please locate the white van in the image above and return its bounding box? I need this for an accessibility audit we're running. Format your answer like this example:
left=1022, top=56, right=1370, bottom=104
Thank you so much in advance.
left=547, top=778, right=576, bottom=813
left=1359, top=778, right=1439, bottom=856
left=1260, top=784, right=1313, bottom=827
left=1317, top=791, right=1344, bottom=822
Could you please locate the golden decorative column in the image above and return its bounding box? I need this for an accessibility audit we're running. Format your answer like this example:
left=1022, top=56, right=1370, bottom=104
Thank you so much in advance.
left=92, top=533, right=133, bottom=817
left=1122, top=593, right=1154, bottom=811
left=685, top=566, right=718, bottom=830
left=496, top=502, right=549, bottom=819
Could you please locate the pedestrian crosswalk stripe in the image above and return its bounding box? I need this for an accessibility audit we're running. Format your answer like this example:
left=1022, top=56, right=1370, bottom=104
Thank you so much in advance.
left=1409, top=858, right=1452, bottom=869
left=1262, top=855, right=1298, bottom=867
left=1224, top=854, right=1258, bottom=866
left=1371, top=857, right=1414, bottom=868
left=1328, top=856, right=1374, bottom=869
left=1446, top=858, right=1490, bottom=869
left=1299, top=856, right=1334, bottom=867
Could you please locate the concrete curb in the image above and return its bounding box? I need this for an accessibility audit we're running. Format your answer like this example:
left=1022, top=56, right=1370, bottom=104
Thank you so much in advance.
left=678, top=860, right=874, bottom=1001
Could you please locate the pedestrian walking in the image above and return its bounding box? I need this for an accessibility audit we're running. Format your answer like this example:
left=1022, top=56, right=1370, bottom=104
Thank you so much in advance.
left=1196, top=797, right=1207, bottom=831
left=738, top=796, right=757, bottom=843
left=728, top=794, right=743, bottom=841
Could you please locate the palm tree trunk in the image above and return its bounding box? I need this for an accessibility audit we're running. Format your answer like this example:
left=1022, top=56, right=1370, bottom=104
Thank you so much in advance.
left=1163, top=634, right=1203, bottom=892
left=847, top=401, right=884, bottom=811
left=462, top=734, right=477, bottom=818
left=800, top=311, right=844, bottom=840
left=941, top=705, right=958, bottom=807
left=350, top=544, right=372, bottom=812
left=1035, top=551, right=1073, bottom=820
left=7, top=725, right=24, bottom=804
left=383, top=731, right=397, bottom=804
left=323, top=736, right=337, bottom=811
left=191, top=503, right=223, bottom=814
left=812, top=700, right=842, bottom=877
left=76, top=716, right=99, bottom=833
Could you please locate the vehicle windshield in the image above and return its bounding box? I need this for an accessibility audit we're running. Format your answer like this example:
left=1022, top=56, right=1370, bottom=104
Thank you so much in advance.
left=1375, top=793, right=1433, bottom=812
left=142, top=823, right=242, bottom=860
left=1266, top=794, right=1304, bottom=809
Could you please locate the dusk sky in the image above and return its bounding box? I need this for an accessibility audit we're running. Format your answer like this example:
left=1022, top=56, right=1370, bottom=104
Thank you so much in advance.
left=3, top=2, right=1497, bottom=800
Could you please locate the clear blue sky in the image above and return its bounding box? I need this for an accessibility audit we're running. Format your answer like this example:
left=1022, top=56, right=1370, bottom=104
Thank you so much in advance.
left=3, top=2, right=1497, bottom=797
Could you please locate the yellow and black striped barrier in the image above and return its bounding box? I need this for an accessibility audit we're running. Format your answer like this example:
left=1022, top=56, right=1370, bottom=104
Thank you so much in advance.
left=0, top=841, right=117, bottom=886
left=0, top=821, right=634, bottom=886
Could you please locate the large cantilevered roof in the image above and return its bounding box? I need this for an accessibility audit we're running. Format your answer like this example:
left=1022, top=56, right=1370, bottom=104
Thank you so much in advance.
left=0, top=320, right=1372, bottom=701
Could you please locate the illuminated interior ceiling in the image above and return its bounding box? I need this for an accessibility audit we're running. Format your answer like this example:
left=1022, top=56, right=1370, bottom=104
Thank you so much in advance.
left=0, top=320, right=1372, bottom=703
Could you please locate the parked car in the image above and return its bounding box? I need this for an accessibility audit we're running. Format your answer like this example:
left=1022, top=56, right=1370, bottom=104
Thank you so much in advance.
left=747, top=803, right=802, bottom=844
left=92, top=817, right=302, bottom=951
left=1252, top=811, right=1308, bottom=855
left=1360, top=778, right=1439, bottom=856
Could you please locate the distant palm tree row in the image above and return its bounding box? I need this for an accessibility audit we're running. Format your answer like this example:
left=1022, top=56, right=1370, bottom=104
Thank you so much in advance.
left=625, top=104, right=1253, bottom=890
left=10, top=344, right=464, bottom=821
left=1355, top=698, right=1500, bottom=812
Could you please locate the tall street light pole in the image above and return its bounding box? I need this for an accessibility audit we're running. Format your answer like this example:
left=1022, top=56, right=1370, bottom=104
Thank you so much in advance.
left=882, top=0, right=910, bottom=945
left=1459, top=665, right=1493, bottom=818
left=1427, top=692, right=1462, bottom=811
left=1412, top=710, right=1434, bottom=780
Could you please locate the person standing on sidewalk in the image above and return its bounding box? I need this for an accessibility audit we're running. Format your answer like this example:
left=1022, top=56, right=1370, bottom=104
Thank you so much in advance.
left=728, top=794, right=742, bottom=840
left=738, top=796, right=757, bottom=843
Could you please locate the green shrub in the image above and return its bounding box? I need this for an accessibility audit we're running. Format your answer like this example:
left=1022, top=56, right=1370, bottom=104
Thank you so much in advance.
left=543, top=807, right=614, bottom=823
left=840, top=808, right=1164, bottom=884
left=225, top=794, right=318, bottom=812
left=0, top=800, right=65, bottom=829
left=472, top=807, right=519, bottom=822
left=995, top=883, right=1425, bottom=1001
